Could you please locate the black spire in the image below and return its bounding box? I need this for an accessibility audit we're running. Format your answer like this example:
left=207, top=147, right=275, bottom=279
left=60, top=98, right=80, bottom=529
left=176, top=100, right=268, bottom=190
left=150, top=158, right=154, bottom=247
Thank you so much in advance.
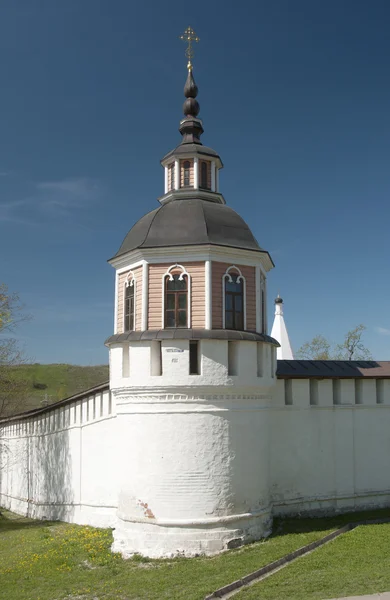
left=179, top=67, right=204, bottom=145
left=183, top=69, right=199, bottom=117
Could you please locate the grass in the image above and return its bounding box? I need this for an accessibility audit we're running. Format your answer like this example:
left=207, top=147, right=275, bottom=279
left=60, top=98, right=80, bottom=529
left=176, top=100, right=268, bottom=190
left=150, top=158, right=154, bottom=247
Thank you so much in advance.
left=1, top=509, right=390, bottom=600
left=7, top=363, right=109, bottom=412
left=235, top=516, right=390, bottom=599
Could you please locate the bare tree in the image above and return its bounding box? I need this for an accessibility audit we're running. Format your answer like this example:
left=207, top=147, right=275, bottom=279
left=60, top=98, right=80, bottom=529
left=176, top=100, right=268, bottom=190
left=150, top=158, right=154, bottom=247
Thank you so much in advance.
left=0, top=284, right=31, bottom=418
left=296, top=325, right=372, bottom=361
left=334, top=324, right=372, bottom=360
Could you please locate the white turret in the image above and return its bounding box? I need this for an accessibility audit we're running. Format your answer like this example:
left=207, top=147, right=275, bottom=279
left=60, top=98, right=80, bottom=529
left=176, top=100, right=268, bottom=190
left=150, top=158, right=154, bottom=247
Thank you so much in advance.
left=270, top=295, right=294, bottom=360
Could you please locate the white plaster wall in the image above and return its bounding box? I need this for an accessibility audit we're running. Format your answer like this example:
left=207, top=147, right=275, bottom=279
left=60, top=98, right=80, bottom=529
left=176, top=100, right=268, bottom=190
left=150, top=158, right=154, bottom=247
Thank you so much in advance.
left=0, top=387, right=118, bottom=528
left=112, top=392, right=273, bottom=558
left=110, top=339, right=276, bottom=392
left=270, top=378, right=390, bottom=515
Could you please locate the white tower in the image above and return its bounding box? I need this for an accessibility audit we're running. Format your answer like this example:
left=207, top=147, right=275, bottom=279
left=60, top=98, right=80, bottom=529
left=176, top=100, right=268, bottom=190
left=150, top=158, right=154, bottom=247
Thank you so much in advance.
left=106, top=33, right=279, bottom=558
left=270, top=295, right=294, bottom=360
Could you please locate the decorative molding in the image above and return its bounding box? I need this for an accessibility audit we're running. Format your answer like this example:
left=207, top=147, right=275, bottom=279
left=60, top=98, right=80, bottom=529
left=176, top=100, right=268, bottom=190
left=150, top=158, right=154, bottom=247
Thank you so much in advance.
left=117, top=505, right=271, bottom=527
left=174, top=159, right=180, bottom=190
left=205, top=260, right=212, bottom=329
left=164, top=166, right=168, bottom=194
left=114, top=271, right=119, bottom=334
left=110, top=245, right=271, bottom=274
left=193, top=156, right=199, bottom=189
left=222, top=265, right=247, bottom=330
left=161, top=264, right=191, bottom=329
left=141, top=261, right=148, bottom=331
left=211, top=161, right=216, bottom=192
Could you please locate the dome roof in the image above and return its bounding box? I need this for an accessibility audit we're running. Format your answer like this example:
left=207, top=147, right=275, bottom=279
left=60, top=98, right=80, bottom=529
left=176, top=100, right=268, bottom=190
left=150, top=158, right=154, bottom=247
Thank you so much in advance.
left=113, top=199, right=269, bottom=259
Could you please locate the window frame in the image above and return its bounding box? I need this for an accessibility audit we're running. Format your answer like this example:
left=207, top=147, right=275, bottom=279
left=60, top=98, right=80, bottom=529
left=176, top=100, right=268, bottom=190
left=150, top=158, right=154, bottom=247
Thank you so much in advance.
left=222, top=265, right=246, bottom=330
left=161, top=264, right=191, bottom=329
left=124, top=272, right=136, bottom=332
left=183, top=160, right=191, bottom=187
left=164, top=273, right=188, bottom=328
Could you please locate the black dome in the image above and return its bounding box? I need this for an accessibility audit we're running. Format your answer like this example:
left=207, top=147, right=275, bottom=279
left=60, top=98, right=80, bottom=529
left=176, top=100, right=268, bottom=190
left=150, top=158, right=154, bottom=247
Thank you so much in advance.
left=113, top=199, right=266, bottom=258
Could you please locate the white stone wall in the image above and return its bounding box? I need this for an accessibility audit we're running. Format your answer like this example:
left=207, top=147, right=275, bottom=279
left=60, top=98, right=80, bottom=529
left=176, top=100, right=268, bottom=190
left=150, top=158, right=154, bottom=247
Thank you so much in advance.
left=2, top=356, right=390, bottom=557
left=0, top=387, right=118, bottom=527
left=270, top=378, right=390, bottom=516
left=110, top=339, right=276, bottom=557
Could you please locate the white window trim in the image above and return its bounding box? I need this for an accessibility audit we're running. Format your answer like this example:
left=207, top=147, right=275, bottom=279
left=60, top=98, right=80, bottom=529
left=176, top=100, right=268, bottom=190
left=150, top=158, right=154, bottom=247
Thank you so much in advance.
left=124, top=270, right=136, bottom=331
left=222, top=265, right=246, bottom=330
left=162, top=264, right=191, bottom=329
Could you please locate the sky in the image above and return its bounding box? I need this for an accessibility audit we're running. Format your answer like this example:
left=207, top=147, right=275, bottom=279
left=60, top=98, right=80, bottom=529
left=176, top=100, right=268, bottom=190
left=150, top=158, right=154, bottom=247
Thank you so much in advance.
left=0, top=0, right=389, bottom=365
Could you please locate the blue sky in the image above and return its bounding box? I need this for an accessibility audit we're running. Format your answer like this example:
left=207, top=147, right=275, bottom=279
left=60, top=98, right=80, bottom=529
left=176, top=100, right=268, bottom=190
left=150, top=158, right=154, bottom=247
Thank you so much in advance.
left=1, top=0, right=389, bottom=365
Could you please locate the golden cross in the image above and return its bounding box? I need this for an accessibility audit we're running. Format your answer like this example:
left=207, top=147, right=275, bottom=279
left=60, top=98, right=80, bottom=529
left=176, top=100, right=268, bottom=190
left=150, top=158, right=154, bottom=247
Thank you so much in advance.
left=180, top=26, right=200, bottom=70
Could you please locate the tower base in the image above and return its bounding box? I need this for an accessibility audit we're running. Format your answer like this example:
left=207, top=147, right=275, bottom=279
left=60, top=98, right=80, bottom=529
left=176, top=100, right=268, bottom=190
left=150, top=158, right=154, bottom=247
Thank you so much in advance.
left=111, top=509, right=272, bottom=558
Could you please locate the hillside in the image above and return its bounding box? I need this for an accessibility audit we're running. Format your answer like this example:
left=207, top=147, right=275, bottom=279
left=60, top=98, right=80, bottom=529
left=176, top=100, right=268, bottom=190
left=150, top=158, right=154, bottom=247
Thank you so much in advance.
left=4, top=363, right=109, bottom=414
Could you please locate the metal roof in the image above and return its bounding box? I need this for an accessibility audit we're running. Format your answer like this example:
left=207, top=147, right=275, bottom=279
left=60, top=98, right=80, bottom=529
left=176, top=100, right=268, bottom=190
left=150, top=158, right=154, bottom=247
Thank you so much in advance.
left=105, top=329, right=280, bottom=346
left=112, top=199, right=271, bottom=260
left=277, top=360, right=390, bottom=379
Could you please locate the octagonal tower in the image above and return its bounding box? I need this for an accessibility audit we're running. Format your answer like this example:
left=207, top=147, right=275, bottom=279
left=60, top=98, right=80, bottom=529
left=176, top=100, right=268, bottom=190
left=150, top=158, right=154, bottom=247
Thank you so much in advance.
left=106, top=59, right=279, bottom=558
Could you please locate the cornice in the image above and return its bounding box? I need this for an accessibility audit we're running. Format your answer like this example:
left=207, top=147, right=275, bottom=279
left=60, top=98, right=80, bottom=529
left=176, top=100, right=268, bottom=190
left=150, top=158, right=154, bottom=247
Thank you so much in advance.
left=110, top=245, right=272, bottom=273
left=158, top=188, right=225, bottom=205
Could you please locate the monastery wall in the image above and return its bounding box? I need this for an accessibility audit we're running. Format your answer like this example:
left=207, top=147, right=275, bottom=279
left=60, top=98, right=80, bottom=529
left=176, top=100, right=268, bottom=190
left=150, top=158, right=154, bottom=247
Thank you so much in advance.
left=0, top=385, right=118, bottom=528
left=1, top=369, right=390, bottom=539
left=270, top=377, right=390, bottom=516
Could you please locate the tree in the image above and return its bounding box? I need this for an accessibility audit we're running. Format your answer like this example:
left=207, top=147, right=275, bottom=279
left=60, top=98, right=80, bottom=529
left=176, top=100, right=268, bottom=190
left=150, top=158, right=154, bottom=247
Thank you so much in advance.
left=0, top=284, right=31, bottom=418
left=296, top=324, right=372, bottom=361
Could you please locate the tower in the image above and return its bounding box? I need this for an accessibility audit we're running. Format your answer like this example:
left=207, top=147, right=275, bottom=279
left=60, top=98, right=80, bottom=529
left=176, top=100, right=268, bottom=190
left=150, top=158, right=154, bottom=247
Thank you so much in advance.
left=106, top=30, right=279, bottom=558
left=270, top=295, right=294, bottom=360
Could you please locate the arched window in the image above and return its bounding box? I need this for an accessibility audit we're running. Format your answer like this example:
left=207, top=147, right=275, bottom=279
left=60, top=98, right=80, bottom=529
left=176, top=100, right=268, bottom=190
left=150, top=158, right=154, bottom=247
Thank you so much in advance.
left=200, top=161, right=208, bottom=189
left=223, top=266, right=246, bottom=330
left=165, top=272, right=188, bottom=328
left=183, top=160, right=190, bottom=187
left=169, top=163, right=175, bottom=191
left=124, top=276, right=135, bottom=331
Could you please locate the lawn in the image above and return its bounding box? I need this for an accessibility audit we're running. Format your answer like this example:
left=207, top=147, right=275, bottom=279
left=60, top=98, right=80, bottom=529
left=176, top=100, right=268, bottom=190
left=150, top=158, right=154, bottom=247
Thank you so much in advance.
left=6, top=363, right=109, bottom=412
left=0, top=508, right=389, bottom=600
left=235, top=519, right=390, bottom=600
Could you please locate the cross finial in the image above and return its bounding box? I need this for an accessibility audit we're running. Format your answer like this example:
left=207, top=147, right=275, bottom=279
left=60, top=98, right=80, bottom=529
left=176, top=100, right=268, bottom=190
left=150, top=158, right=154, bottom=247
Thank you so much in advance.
left=180, top=26, right=200, bottom=71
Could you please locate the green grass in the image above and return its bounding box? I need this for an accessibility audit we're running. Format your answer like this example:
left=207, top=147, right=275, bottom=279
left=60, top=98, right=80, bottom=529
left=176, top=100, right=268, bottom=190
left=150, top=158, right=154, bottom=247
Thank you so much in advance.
left=1, top=509, right=390, bottom=600
left=0, top=510, right=335, bottom=600
left=7, top=363, right=109, bottom=412
left=235, top=517, right=390, bottom=599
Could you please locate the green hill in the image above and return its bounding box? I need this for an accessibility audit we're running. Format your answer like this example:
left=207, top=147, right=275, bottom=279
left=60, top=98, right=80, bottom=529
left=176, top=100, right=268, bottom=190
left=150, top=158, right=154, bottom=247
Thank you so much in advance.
left=3, top=363, right=109, bottom=414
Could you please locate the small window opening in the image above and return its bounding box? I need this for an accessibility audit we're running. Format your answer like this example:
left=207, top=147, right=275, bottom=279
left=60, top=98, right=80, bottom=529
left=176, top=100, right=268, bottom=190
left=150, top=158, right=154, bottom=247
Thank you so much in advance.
left=285, top=379, right=293, bottom=405
left=333, top=379, right=341, bottom=405
left=355, top=379, right=363, bottom=405
left=200, top=161, right=209, bottom=189
left=183, top=160, right=190, bottom=187
left=228, top=341, right=238, bottom=376
left=122, top=344, right=130, bottom=377
left=376, top=379, right=384, bottom=404
left=151, top=341, right=162, bottom=376
left=189, top=341, right=200, bottom=375
left=257, top=343, right=263, bottom=377
left=310, top=379, right=319, bottom=405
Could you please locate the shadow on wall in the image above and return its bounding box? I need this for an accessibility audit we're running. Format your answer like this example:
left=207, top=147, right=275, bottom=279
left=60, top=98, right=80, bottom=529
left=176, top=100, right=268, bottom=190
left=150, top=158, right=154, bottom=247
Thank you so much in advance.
left=33, top=423, right=74, bottom=522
